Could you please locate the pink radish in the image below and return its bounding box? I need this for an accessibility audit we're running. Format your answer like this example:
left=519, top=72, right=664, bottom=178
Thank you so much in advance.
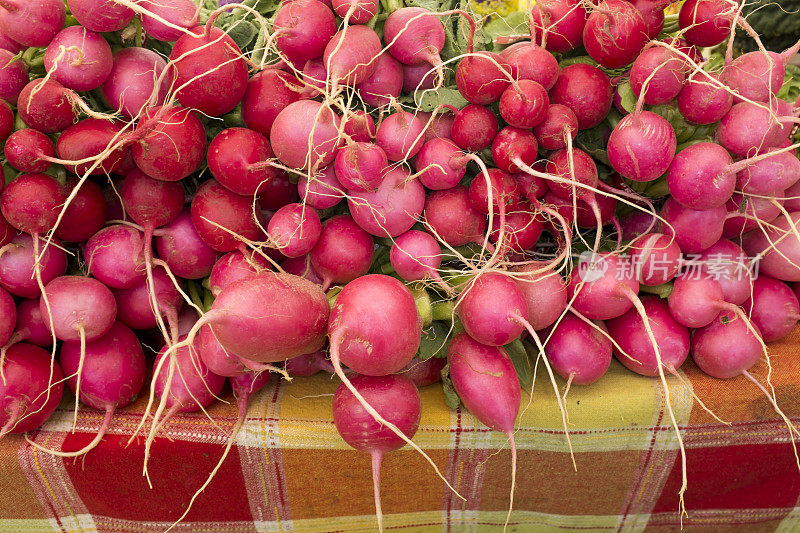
left=0, top=234, right=67, bottom=298
left=629, top=46, right=687, bottom=105
left=44, top=26, right=113, bottom=92
left=0, top=49, right=28, bottom=105
left=0, top=286, right=13, bottom=346
left=271, top=100, right=342, bottom=170
left=310, top=214, right=374, bottom=290
left=512, top=262, right=568, bottom=330
left=132, top=106, right=206, bottom=182
left=677, top=72, right=733, bottom=125
left=267, top=203, right=322, bottom=258
left=499, top=79, right=549, bottom=129
left=390, top=230, right=449, bottom=292
left=415, top=137, right=467, bottom=190
left=665, top=142, right=736, bottom=209
left=190, top=179, right=265, bottom=253
left=500, top=41, right=559, bottom=89
left=358, top=52, right=404, bottom=108
left=451, top=104, right=499, bottom=151
left=383, top=7, right=445, bottom=66
left=660, top=197, right=726, bottom=253
left=608, top=111, right=677, bottom=182
left=399, top=356, right=446, bottom=387
left=195, top=324, right=248, bottom=378
left=678, top=0, right=733, bottom=47
left=85, top=225, right=146, bottom=290
left=323, top=25, right=382, bottom=88
left=273, top=0, right=336, bottom=67
left=628, top=233, right=681, bottom=286
left=298, top=165, right=345, bottom=210
left=375, top=110, right=426, bottom=162
left=114, top=266, right=182, bottom=332
left=530, top=0, right=587, bottom=53
left=424, top=186, right=487, bottom=247
left=332, top=0, right=378, bottom=23
left=582, top=0, right=648, bottom=69
left=456, top=272, right=527, bottom=346
left=139, top=0, right=198, bottom=41
left=68, top=0, right=134, bottom=32
left=242, top=70, right=303, bottom=138
left=155, top=209, right=220, bottom=279
left=101, top=47, right=169, bottom=119
left=347, top=167, right=425, bottom=238
left=745, top=275, right=800, bottom=342
left=334, top=142, right=388, bottom=192
left=456, top=51, right=511, bottom=105
left=549, top=63, right=613, bottom=129
left=209, top=250, right=271, bottom=297
left=0, top=0, right=65, bottom=47
left=742, top=212, right=800, bottom=282
left=207, top=127, right=278, bottom=196
left=532, top=104, right=578, bottom=150
left=544, top=311, right=612, bottom=384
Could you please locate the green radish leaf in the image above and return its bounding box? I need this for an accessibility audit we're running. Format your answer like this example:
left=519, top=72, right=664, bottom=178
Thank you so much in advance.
left=441, top=363, right=461, bottom=410
left=617, top=81, right=636, bottom=114
left=504, top=338, right=533, bottom=387
left=415, top=87, right=469, bottom=111
left=418, top=321, right=450, bottom=360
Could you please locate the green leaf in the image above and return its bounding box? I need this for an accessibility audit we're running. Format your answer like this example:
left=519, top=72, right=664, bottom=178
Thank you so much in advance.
left=223, top=19, right=259, bottom=49
left=778, top=64, right=800, bottom=104
left=441, top=363, right=461, bottom=410
left=504, top=338, right=532, bottom=387
left=617, top=81, right=636, bottom=114
left=415, top=87, right=469, bottom=111
left=575, top=124, right=610, bottom=167
left=418, top=321, right=450, bottom=360
left=481, top=11, right=527, bottom=52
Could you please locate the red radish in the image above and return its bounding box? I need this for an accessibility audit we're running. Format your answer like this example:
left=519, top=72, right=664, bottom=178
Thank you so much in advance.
left=451, top=104, right=498, bottom=151
left=568, top=253, right=637, bottom=320
left=54, top=178, right=107, bottom=244
left=0, top=213, right=11, bottom=246
left=155, top=209, right=220, bottom=279
left=549, top=63, right=613, bottom=129
left=415, top=137, right=467, bottom=190
left=56, top=119, right=129, bottom=176
left=660, top=198, right=726, bottom=253
left=665, top=142, right=735, bottom=209
left=742, top=212, right=800, bottom=282
left=468, top=168, right=521, bottom=214
left=375, top=110, right=426, bottom=162
left=716, top=102, right=785, bottom=158
left=281, top=254, right=323, bottom=285
left=40, top=276, right=117, bottom=342
left=0, top=234, right=67, bottom=298
left=545, top=148, right=598, bottom=203
left=628, top=233, right=681, bottom=286
left=0, top=286, right=13, bottom=346
left=512, top=263, right=568, bottom=330
left=532, top=104, right=578, bottom=150
left=500, top=41, right=559, bottom=89
left=0, top=174, right=66, bottom=235
left=696, top=239, right=753, bottom=305
left=17, top=79, right=77, bottom=134
left=114, top=266, right=182, bottom=332
left=344, top=110, right=377, bottom=143
left=723, top=193, right=782, bottom=237
left=285, top=350, right=333, bottom=376
left=334, top=142, right=388, bottom=192
left=691, top=311, right=762, bottom=379
left=723, top=46, right=800, bottom=104
left=348, top=167, right=425, bottom=238
left=448, top=332, right=520, bottom=528
left=456, top=272, right=527, bottom=346
left=0, top=49, right=27, bottom=105
left=195, top=324, right=248, bottom=377
left=0, top=343, right=64, bottom=438
left=582, top=0, right=648, bottom=69
left=399, top=356, right=446, bottom=387
left=323, top=25, right=382, bottom=87
left=677, top=72, right=733, bottom=125
left=44, top=26, right=113, bottom=92
left=133, top=106, right=206, bottom=182
left=745, top=275, right=800, bottom=342
left=736, top=148, right=800, bottom=196
left=632, top=0, right=666, bottom=38
left=68, top=0, right=134, bottom=32
left=422, top=111, right=454, bottom=141
left=629, top=46, right=687, bottom=105
left=267, top=203, right=322, bottom=258
left=273, top=0, right=336, bottom=66
left=358, top=52, right=404, bottom=108
left=607, top=296, right=689, bottom=376
left=333, top=374, right=421, bottom=532
left=544, top=312, right=612, bottom=384
left=271, top=100, right=342, bottom=170
left=383, top=7, right=445, bottom=66
left=190, top=179, right=264, bottom=253
left=120, top=169, right=185, bottom=230
left=608, top=111, right=677, bottom=183
left=0, top=30, right=22, bottom=54
left=258, top=171, right=298, bottom=211
left=489, top=204, right=544, bottom=252
left=0, top=0, right=65, bottom=47
left=4, top=130, right=55, bottom=174
left=242, top=70, right=303, bottom=137
left=530, top=0, right=587, bottom=53
left=332, top=0, right=378, bottom=23
left=390, top=230, right=449, bottom=291
left=207, top=128, right=277, bottom=196
left=424, top=186, right=487, bottom=247
left=85, top=225, right=146, bottom=289
left=456, top=51, right=511, bottom=105
left=0, top=100, right=11, bottom=142
left=298, top=165, right=345, bottom=210
left=4, top=299, right=52, bottom=348
left=499, top=79, right=549, bottom=129
left=619, top=209, right=657, bottom=241
left=402, top=62, right=435, bottom=93
left=139, top=0, right=198, bottom=42
left=668, top=274, right=735, bottom=328
left=101, top=47, right=168, bottom=118
left=310, top=214, right=374, bottom=290
left=209, top=250, right=271, bottom=296
left=678, top=0, right=733, bottom=47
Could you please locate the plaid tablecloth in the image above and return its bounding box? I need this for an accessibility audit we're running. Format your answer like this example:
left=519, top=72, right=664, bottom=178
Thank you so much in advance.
left=2, top=327, right=799, bottom=533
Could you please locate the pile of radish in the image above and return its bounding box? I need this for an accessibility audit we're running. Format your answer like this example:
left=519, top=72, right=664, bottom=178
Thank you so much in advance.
left=0, top=0, right=799, bottom=529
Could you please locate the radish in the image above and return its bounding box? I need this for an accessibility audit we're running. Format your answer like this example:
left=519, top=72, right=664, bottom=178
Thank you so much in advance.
left=298, top=165, right=345, bottom=210
left=3, top=298, right=51, bottom=348
left=190, top=179, right=264, bottom=253
left=424, top=186, right=487, bottom=247
left=347, top=167, right=425, bottom=238
left=0, top=0, right=65, bottom=47
left=499, top=79, right=549, bottom=129
left=285, top=350, right=333, bottom=376
left=195, top=324, right=248, bottom=378
left=242, top=69, right=303, bottom=137
left=456, top=272, right=527, bottom=346
left=310, top=214, right=374, bottom=290
left=402, top=62, right=435, bottom=93
left=456, top=51, right=511, bottom=105
left=17, top=79, right=77, bottom=134
left=628, top=233, right=681, bottom=286
left=120, top=169, right=185, bottom=230
left=544, top=311, right=612, bottom=384
left=532, top=104, right=578, bottom=150
left=608, top=111, right=677, bottom=182
left=512, top=262, right=568, bottom=330
left=400, top=355, right=446, bottom=387
left=375, top=110, right=426, bottom=162
left=85, top=225, right=146, bottom=290
left=68, top=0, right=134, bottom=32
left=41, top=276, right=117, bottom=343
left=0, top=99, right=10, bottom=142
left=582, top=0, right=648, bottom=69
left=668, top=274, right=738, bottom=328
left=676, top=72, right=733, bottom=125
left=271, top=100, right=342, bottom=170
left=451, top=104, right=499, bottom=151
left=448, top=331, right=520, bottom=528
left=259, top=171, right=299, bottom=211
left=630, top=46, right=687, bottom=105
left=745, top=275, right=800, bottom=342
left=723, top=193, right=782, bottom=237
left=323, top=25, right=382, bottom=88
left=723, top=44, right=800, bottom=104
left=0, top=343, right=64, bottom=438
left=209, top=250, right=271, bottom=296
left=696, top=238, right=753, bottom=305
left=678, top=0, right=732, bottom=47
left=273, top=0, right=336, bottom=67
left=155, top=209, right=220, bottom=279
left=422, top=110, right=454, bottom=141
left=390, top=230, right=449, bottom=292
left=334, top=142, right=388, bottom=192
left=281, top=254, right=323, bottom=285
left=114, top=266, right=182, bottom=332
left=549, top=63, right=613, bottom=129
left=207, top=127, right=278, bottom=196
left=660, top=197, right=726, bottom=253
left=56, top=119, right=129, bottom=176
left=742, top=212, right=800, bottom=282
left=0, top=234, right=67, bottom=298
left=0, top=286, right=13, bottom=346
left=0, top=174, right=66, bottom=237
left=632, top=0, right=666, bottom=38
left=139, top=0, right=198, bottom=42
left=132, top=106, right=206, bottom=182
left=333, top=373, right=421, bottom=532
left=170, top=25, right=249, bottom=117
left=267, top=203, right=322, bottom=258
left=332, top=0, right=378, bottom=23
left=383, top=7, right=445, bottom=66
left=500, top=41, right=559, bottom=90
left=358, top=52, right=404, bottom=108
left=415, top=137, right=467, bottom=190
left=530, top=0, right=587, bottom=53
left=665, top=142, right=735, bottom=209
left=736, top=147, right=800, bottom=196
left=344, top=110, right=377, bottom=142
left=0, top=30, right=21, bottom=54
left=44, top=26, right=113, bottom=92
left=30, top=322, right=146, bottom=456
left=0, top=49, right=27, bottom=105
left=716, top=102, right=785, bottom=158
left=606, top=295, right=689, bottom=376
left=54, top=178, right=107, bottom=244
left=4, top=130, right=55, bottom=174
left=691, top=311, right=763, bottom=380
left=101, top=47, right=169, bottom=119
left=489, top=204, right=544, bottom=253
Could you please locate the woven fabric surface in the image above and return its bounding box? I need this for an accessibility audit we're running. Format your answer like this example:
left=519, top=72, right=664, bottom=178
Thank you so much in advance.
left=1, top=327, right=799, bottom=533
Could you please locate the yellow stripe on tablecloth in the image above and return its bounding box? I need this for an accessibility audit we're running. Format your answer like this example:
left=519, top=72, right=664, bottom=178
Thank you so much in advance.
left=0, top=519, right=60, bottom=532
